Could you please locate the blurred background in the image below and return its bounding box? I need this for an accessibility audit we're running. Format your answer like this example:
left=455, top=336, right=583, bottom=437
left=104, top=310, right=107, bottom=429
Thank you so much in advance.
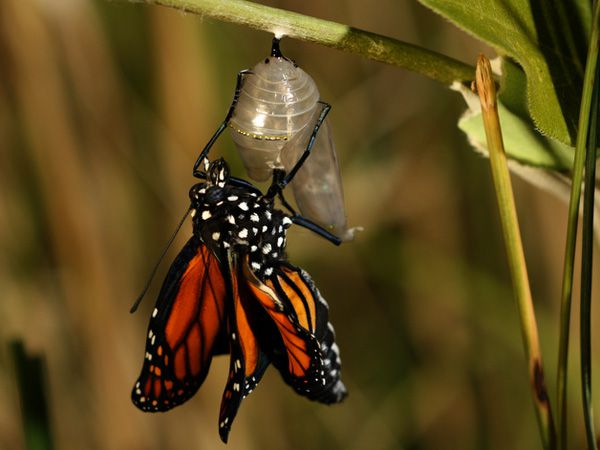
left=0, top=0, right=595, bottom=449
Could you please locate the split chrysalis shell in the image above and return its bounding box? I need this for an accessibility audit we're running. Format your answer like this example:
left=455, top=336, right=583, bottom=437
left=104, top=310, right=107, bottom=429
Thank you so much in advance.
left=229, top=55, right=358, bottom=241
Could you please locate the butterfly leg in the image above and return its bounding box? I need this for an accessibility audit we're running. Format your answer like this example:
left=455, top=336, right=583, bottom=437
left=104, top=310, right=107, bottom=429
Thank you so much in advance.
left=193, top=69, right=254, bottom=179
left=226, top=176, right=263, bottom=193
left=266, top=169, right=342, bottom=245
left=290, top=215, right=342, bottom=246
left=266, top=169, right=299, bottom=215
left=280, top=101, right=331, bottom=186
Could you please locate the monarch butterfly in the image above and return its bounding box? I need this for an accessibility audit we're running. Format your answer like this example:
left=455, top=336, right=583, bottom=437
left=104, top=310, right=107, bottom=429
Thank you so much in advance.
left=193, top=38, right=360, bottom=242
left=131, top=157, right=347, bottom=443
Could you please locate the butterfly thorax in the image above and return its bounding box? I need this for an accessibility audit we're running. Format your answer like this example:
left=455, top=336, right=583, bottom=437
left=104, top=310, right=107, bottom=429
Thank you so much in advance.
left=189, top=182, right=292, bottom=279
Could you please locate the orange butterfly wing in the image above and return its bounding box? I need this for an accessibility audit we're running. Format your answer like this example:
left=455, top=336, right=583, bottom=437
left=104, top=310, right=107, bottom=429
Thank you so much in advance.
left=243, top=261, right=347, bottom=404
left=131, top=237, right=227, bottom=411
left=218, top=253, right=271, bottom=443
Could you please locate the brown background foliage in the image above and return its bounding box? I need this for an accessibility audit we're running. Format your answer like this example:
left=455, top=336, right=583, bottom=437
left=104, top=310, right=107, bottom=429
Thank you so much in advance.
left=0, top=1, right=594, bottom=449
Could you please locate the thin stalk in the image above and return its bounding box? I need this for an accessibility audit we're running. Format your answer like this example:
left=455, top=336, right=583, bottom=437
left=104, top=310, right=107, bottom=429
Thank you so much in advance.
left=581, top=61, right=600, bottom=450
left=475, top=55, right=556, bottom=450
left=127, top=0, right=474, bottom=85
left=556, top=3, right=600, bottom=449
left=10, top=340, right=55, bottom=450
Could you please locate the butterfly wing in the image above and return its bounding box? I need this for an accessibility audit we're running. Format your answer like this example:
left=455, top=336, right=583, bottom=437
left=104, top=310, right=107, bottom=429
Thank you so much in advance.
left=242, top=261, right=347, bottom=404
left=218, top=251, right=271, bottom=443
left=131, top=236, right=227, bottom=412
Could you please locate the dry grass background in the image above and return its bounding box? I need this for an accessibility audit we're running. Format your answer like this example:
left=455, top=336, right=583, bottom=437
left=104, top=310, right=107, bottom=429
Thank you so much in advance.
left=1, top=1, right=597, bottom=449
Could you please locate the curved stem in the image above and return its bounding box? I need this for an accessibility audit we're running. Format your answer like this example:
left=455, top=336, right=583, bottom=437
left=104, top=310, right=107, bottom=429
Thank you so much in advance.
left=128, top=0, right=474, bottom=85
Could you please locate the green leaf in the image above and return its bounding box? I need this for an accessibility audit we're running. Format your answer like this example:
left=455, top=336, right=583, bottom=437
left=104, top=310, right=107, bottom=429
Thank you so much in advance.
left=458, top=98, right=573, bottom=171
left=455, top=58, right=573, bottom=171
left=419, top=0, right=592, bottom=147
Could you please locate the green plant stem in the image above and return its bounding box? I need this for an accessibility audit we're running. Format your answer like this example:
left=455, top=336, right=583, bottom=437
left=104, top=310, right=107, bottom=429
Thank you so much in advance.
left=128, top=0, right=474, bottom=85
left=475, top=55, right=556, bottom=450
left=10, top=340, right=55, bottom=450
left=556, top=3, right=600, bottom=449
left=581, top=63, right=599, bottom=450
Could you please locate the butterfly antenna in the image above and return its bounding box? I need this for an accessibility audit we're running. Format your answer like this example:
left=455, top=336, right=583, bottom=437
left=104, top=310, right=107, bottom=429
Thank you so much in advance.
left=130, top=206, right=192, bottom=313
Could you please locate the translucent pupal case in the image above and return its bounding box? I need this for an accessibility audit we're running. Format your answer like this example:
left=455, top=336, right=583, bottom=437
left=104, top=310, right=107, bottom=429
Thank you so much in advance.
left=279, top=105, right=350, bottom=239
left=228, top=55, right=356, bottom=240
left=229, top=57, right=319, bottom=180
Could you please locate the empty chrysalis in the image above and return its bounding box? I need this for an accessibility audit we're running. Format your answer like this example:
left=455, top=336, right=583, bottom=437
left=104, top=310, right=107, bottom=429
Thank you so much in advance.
left=194, top=38, right=359, bottom=242
left=228, top=38, right=359, bottom=241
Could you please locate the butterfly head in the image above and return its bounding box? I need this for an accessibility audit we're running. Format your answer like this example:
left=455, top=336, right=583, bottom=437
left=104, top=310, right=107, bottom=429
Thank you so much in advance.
left=208, top=158, right=230, bottom=188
